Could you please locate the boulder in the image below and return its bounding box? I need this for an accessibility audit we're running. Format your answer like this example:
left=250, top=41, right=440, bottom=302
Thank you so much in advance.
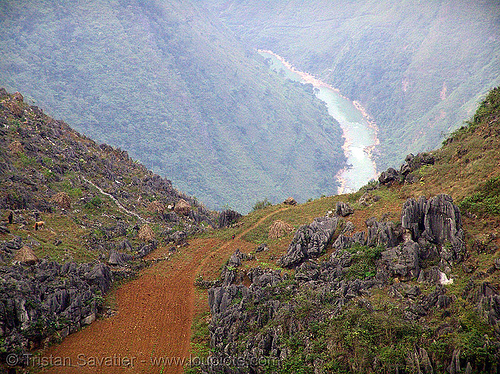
left=379, top=241, right=421, bottom=280
left=218, top=210, right=242, bottom=228
left=108, top=250, right=133, bottom=266
left=283, top=197, right=297, bottom=206
left=280, top=217, right=338, bottom=268
left=378, top=167, right=400, bottom=185
left=335, top=201, right=354, bottom=217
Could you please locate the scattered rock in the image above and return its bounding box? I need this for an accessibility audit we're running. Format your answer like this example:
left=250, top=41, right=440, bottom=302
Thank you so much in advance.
left=358, top=192, right=380, bottom=207
left=280, top=217, right=338, bottom=268
left=283, top=197, right=297, bottom=206
left=256, top=243, right=268, bottom=252
left=335, top=201, right=354, bottom=217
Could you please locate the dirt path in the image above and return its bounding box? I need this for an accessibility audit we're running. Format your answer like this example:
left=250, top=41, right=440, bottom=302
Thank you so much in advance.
left=40, top=208, right=288, bottom=374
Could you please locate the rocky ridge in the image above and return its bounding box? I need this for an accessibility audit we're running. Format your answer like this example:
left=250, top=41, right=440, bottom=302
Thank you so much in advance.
left=204, top=194, right=499, bottom=373
left=0, top=88, right=219, bottom=369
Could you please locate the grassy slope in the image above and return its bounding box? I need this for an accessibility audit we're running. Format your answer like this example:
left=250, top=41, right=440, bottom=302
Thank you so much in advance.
left=202, top=0, right=500, bottom=169
left=188, top=87, right=500, bottom=372
left=0, top=88, right=214, bottom=264
left=0, top=0, right=346, bottom=213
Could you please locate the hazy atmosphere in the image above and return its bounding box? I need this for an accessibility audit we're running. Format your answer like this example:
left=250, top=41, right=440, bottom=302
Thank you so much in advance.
left=1, top=0, right=499, bottom=212
left=1, top=4, right=500, bottom=372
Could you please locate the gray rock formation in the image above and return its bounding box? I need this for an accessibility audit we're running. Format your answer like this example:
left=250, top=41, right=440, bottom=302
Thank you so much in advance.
left=0, top=260, right=113, bottom=357
left=279, top=217, right=339, bottom=268
left=402, top=194, right=465, bottom=266
left=218, top=210, right=242, bottom=228
left=335, top=201, right=354, bottom=217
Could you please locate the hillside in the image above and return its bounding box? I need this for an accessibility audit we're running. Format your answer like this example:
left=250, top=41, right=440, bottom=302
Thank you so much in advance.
left=0, top=83, right=499, bottom=373
left=0, top=0, right=346, bottom=213
left=0, top=88, right=216, bottom=365
left=185, top=88, right=500, bottom=373
left=202, top=0, right=500, bottom=168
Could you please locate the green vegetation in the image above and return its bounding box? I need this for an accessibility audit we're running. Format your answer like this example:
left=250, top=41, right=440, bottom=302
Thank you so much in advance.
left=203, top=0, right=500, bottom=169
left=344, top=244, right=384, bottom=279
left=252, top=198, right=272, bottom=212
left=0, top=0, right=346, bottom=213
left=459, top=177, right=500, bottom=217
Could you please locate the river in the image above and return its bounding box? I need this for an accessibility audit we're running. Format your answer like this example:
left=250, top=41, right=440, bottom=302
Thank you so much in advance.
left=259, top=50, right=379, bottom=194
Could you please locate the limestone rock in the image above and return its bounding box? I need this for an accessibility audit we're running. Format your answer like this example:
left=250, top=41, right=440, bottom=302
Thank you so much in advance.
left=335, top=201, right=354, bottom=217
left=378, top=167, right=400, bottom=185
left=218, top=210, right=242, bottom=228
left=280, top=217, right=338, bottom=268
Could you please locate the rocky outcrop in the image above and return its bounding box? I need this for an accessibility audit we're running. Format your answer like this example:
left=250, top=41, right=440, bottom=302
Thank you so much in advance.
left=108, top=250, right=134, bottom=266
left=335, top=201, right=354, bottom=217
left=205, top=194, right=475, bottom=373
left=279, top=217, right=339, bottom=268
left=0, top=260, right=112, bottom=356
left=379, top=240, right=421, bottom=280
left=378, top=167, right=400, bottom=185
left=218, top=210, right=242, bottom=228
left=283, top=197, right=297, bottom=206
left=379, top=153, right=434, bottom=186
left=402, top=194, right=465, bottom=267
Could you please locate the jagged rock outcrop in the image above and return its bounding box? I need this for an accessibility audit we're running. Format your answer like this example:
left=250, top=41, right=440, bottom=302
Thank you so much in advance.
left=218, top=210, right=242, bottom=228
left=379, top=153, right=435, bottom=186
left=379, top=240, right=421, bottom=280
left=335, top=201, right=354, bottom=217
left=108, top=250, right=134, bottom=266
left=205, top=194, right=475, bottom=373
left=0, top=260, right=112, bottom=356
left=279, top=217, right=339, bottom=268
left=402, top=194, right=465, bottom=266
left=378, top=167, right=400, bottom=185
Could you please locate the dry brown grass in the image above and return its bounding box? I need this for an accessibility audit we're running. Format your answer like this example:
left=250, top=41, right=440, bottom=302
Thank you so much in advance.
left=138, top=224, right=155, bottom=242
left=52, top=192, right=71, bottom=209
left=268, top=219, right=294, bottom=239
left=147, top=200, right=166, bottom=214
left=174, top=199, right=191, bottom=215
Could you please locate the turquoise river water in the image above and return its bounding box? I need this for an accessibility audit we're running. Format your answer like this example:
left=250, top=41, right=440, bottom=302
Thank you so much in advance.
left=259, top=50, right=379, bottom=194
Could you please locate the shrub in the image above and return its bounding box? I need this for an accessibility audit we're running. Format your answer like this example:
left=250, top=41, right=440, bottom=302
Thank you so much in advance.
left=252, top=198, right=272, bottom=211
left=459, top=176, right=500, bottom=216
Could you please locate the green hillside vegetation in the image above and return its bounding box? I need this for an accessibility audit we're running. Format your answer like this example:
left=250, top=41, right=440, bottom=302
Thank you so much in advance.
left=189, top=87, right=500, bottom=373
left=202, top=0, right=500, bottom=169
left=0, top=88, right=214, bottom=264
left=0, top=0, right=346, bottom=213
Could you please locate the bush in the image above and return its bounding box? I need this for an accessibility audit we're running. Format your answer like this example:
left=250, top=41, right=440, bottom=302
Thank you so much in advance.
left=252, top=198, right=272, bottom=211
left=459, top=176, right=500, bottom=216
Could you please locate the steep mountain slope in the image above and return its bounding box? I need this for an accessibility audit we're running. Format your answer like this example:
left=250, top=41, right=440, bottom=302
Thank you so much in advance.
left=186, top=87, right=500, bottom=373
left=202, top=0, right=500, bottom=168
left=0, top=0, right=346, bottom=212
left=0, top=88, right=216, bottom=364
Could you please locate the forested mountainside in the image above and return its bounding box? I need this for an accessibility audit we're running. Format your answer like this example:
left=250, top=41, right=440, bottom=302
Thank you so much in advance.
left=0, top=88, right=215, bottom=359
left=202, top=0, right=500, bottom=168
left=0, top=0, right=345, bottom=213
left=190, top=87, right=500, bottom=374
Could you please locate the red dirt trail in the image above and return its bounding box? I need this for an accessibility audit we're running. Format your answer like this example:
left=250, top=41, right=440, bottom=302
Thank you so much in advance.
left=40, top=209, right=287, bottom=374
